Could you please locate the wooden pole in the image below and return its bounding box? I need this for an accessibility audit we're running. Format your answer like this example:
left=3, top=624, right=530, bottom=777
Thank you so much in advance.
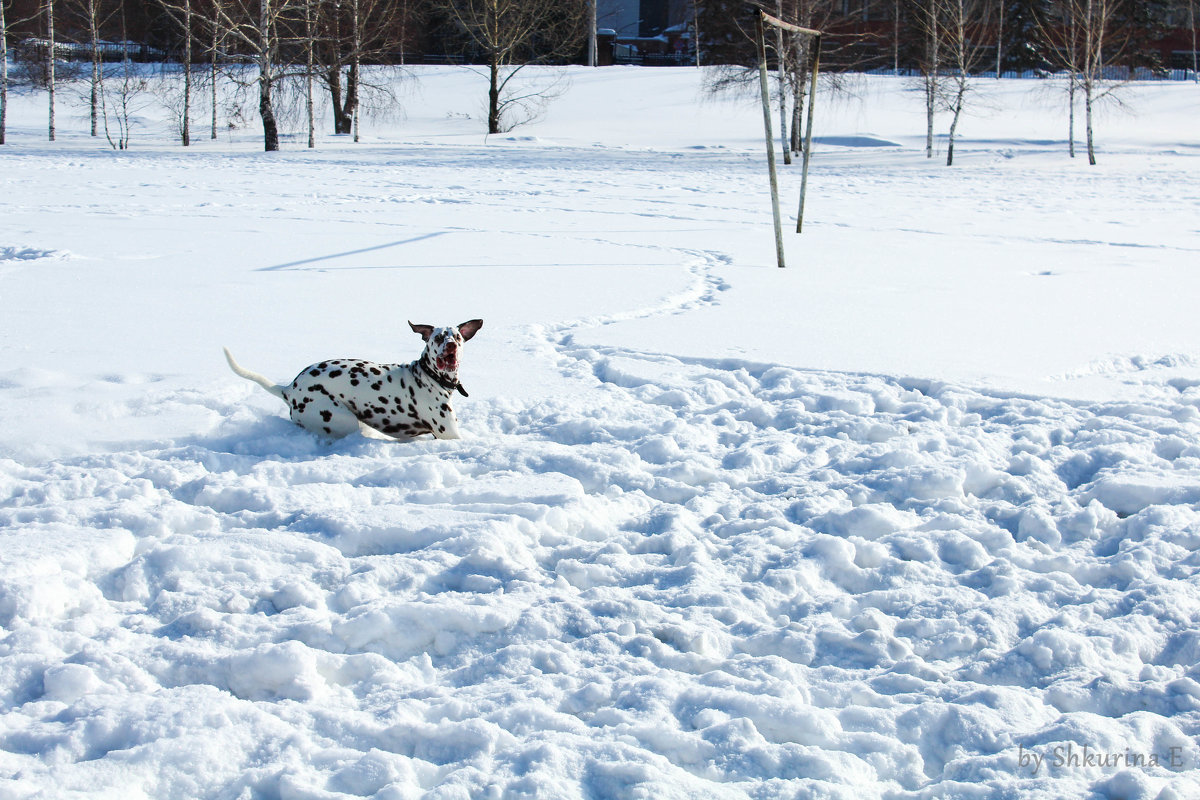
left=756, top=13, right=785, bottom=269
left=796, top=34, right=820, bottom=233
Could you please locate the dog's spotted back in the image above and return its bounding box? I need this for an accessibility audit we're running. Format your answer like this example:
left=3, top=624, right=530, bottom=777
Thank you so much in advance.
left=224, top=319, right=482, bottom=440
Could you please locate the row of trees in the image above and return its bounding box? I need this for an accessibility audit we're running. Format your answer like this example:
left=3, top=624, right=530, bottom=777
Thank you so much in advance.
left=706, top=0, right=1196, bottom=166
left=0, top=0, right=591, bottom=149
left=1, top=0, right=1195, bottom=159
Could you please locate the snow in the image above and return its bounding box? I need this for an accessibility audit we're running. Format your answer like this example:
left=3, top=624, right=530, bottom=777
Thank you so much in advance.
left=2, top=66, right=1200, bottom=798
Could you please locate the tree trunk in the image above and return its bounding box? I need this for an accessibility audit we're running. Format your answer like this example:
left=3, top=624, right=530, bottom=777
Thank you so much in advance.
left=894, top=0, right=900, bottom=72
left=260, top=79, right=279, bottom=151
left=306, top=0, right=315, bottom=147
left=1068, top=77, right=1076, bottom=157
left=183, top=0, right=192, bottom=146
left=329, top=68, right=354, bottom=134
left=924, top=0, right=938, bottom=158
left=47, top=0, right=56, bottom=142
left=946, top=96, right=961, bottom=165
left=995, top=0, right=1004, bottom=77
left=89, top=0, right=99, bottom=136
left=1083, top=0, right=1098, bottom=165
left=791, top=70, right=805, bottom=155
left=258, top=0, right=278, bottom=151
left=210, top=2, right=219, bottom=139
left=1084, top=82, right=1095, bottom=165
left=1, top=0, right=7, bottom=145
left=1191, top=0, right=1197, bottom=83
left=351, top=0, right=360, bottom=143
left=488, top=59, right=501, bottom=134
left=776, top=0, right=790, bottom=165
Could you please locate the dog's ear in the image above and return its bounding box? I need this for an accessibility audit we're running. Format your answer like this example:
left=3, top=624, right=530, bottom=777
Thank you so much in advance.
left=457, top=319, right=483, bottom=341
left=409, top=321, right=434, bottom=341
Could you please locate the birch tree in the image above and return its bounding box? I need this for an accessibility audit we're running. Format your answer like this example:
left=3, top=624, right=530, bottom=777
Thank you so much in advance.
left=197, top=0, right=304, bottom=150
left=182, top=0, right=193, bottom=144
left=434, top=0, right=587, bottom=134
left=920, top=0, right=939, bottom=158
left=1, top=0, right=8, bottom=145
left=934, top=0, right=990, bottom=165
left=209, top=0, right=224, bottom=138
left=46, top=0, right=56, bottom=140
left=1036, top=0, right=1125, bottom=164
left=699, top=0, right=838, bottom=163
left=305, top=0, right=314, bottom=146
left=317, top=0, right=414, bottom=136
left=80, top=0, right=110, bottom=136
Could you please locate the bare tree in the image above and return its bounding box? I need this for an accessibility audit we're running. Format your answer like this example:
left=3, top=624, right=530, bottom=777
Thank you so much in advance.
left=700, top=0, right=841, bottom=163
left=154, top=0, right=208, bottom=143
left=316, top=0, right=415, bottom=136
left=158, top=0, right=305, bottom=150
left=933, top=0, right=991, bottom=164
left=79, top=0, right=112, bottom=136
left=100, top=43, right=143, bottom=148
left=920, top=0, right=938, bottom=158
left=1036, top=0, right=1126, bottom=164
left=96, top=6, right=151, bottom=149
left=434, top=0, right=587, bottom=134
left=188, top=0, right=307, bottom=150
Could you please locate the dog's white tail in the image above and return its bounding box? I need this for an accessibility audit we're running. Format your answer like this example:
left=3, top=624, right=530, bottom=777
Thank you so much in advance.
left=223, top=347, right=286, bottom=400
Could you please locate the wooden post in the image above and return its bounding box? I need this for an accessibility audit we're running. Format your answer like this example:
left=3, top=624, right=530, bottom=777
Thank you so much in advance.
left=796, top=34, right=820, bottom=233
left=756, top=13, right=786, bottom=269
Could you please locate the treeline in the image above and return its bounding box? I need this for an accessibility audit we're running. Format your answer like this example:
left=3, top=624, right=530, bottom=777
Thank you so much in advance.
left=0, top=0, right=593, bottom=147
left=0, top=0, right=1195, bottom=154
left=699, top=0, right=1194, bottom=74
left=702, top=0, right=1196, bottom=167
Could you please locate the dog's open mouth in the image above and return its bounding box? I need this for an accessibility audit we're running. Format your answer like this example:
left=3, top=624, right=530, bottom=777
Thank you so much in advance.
left=435, top=353, right=458, bottom=372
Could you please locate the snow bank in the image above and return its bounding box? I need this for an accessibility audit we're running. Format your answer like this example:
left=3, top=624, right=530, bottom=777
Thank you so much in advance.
left=3, top=342, right=1200, bottom=798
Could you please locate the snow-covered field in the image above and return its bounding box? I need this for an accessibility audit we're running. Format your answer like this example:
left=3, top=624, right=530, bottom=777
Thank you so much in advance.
left=2, top=66, right=1200, bottom=799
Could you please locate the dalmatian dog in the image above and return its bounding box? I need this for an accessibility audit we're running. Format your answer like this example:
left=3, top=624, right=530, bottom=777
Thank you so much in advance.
left=224, top=319, right=482, bottom=440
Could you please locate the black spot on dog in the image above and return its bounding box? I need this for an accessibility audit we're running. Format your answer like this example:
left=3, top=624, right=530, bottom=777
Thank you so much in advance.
left=309, top=369, right=320, bottom=377
left=350, top=379, right=359, bottom=386
left=320, top=410, right=333, bottom=422
left=329, top=370, right=343, bottom=378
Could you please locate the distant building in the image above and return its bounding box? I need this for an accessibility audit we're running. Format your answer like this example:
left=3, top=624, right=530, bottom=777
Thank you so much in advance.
left=599, top=0, right=693, bottom=38
left=598, top=0, right=696, bottom=65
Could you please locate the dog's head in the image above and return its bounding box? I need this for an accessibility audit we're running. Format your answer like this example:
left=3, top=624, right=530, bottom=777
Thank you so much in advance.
left=409, top=319, right=483, bottom=374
